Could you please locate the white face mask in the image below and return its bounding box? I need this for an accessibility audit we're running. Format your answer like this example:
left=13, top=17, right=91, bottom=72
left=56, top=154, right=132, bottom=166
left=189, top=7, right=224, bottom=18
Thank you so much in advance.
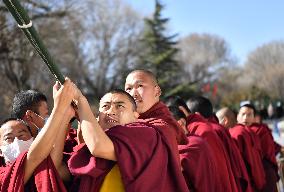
left=30, top=112, right=49, bottom=133
left=0, top=137, right=33, bottom=164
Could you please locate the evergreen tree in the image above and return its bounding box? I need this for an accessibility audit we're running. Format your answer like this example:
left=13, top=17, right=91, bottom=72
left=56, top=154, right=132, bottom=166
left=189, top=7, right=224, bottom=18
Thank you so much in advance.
left=138, top=0, right=181, bottom=94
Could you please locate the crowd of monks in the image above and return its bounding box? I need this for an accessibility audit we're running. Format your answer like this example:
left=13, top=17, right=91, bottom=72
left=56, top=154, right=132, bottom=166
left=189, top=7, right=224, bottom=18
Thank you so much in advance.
left=0, top=69, right=281, bottom=192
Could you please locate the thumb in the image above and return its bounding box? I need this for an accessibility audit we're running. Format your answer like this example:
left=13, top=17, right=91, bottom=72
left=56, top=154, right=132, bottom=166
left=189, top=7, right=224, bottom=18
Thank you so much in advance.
left=53, top=81, right=60, bottom=98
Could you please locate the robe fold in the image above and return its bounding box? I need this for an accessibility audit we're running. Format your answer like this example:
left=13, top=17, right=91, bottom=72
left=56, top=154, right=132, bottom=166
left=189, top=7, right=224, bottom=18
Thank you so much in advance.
left=186, top=113, right=238, bottom=192
left=230, top=124, right=266, bottom=191
left=68, top=143, right=115, bottom=192
left=68, top=120, right=189, bottom=192
left=0, top=152, right=66, bottom=192
left=178, top=134, right=219, bottom=192
left=139, top=101, right=188, bottom=145
left=63, top=126, right=79, bottom=164
left=249, top=123, right=279, bottom=192
left=208, top=117, right=252, bottom=192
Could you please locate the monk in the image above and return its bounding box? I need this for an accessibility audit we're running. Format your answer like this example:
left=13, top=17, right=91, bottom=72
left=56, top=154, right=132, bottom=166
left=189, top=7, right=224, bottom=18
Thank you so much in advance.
left=124, top=69, right=187, bottom=146
left=0, top=79, right=77, bottom=191
left=216, top=107, right=237, bottom=129
left=168, top=105, right=219, bottom=192
left=237, top=103, right=279, bottom=192
left=11, top=90, right=49, bottom=137
left=11, top=87, right=78, bottom=164
left=187, top=96, right=251, bottom=192
left=68, top=89, right=189, bottom=192
left=164, top=95, right=238, bottom=191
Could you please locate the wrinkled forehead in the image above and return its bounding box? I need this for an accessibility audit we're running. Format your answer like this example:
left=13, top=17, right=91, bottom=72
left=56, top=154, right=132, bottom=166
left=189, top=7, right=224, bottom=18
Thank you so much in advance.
left=125, top=72, right=156, bottom=86
left=100, top=93, right=130, bottom=106
left=0, top=120, right=30, bottom=136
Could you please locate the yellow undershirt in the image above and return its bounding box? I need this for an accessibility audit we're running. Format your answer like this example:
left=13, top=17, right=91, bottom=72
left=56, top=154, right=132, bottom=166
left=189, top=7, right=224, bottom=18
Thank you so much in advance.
left=99, top=164, right=125, bottom=192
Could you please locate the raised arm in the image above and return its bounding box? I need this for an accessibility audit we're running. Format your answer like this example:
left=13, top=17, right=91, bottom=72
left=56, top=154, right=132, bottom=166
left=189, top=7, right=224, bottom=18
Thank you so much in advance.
left=49, top=82, right=74, bottom=182
left=76, top=96, right=116, bottom=161
left=24, top=79, right=76, bottom=184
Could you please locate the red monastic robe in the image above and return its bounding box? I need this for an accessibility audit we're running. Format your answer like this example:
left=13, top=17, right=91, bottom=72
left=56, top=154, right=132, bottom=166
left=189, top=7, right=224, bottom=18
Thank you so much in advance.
left=179, top=134, right=219, bottom=192
left=230, top=124, right=266, bottom=191
left=186, top=113, right=238, bottom=192
left=68, top=119, right=189, bottom=192
left=0, top=152, right=66, bottom=192
left=139, top=101, right=188, bottom=145
left=208, top=117, right=252, bottom=192
left=63, top=127, right=78, bottom=163
left=249, top=123, right=279, bottom=192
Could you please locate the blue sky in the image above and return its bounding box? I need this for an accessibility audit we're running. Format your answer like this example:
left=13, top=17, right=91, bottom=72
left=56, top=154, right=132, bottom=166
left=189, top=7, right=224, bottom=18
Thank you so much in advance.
left=124, top=0, right=284, bottom=64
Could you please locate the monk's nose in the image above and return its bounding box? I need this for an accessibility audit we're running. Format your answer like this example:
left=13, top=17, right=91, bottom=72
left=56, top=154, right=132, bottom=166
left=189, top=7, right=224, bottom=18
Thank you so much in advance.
left=107, top=105, right=116, bottom=115
left=132, top=89, right=139, bottom=98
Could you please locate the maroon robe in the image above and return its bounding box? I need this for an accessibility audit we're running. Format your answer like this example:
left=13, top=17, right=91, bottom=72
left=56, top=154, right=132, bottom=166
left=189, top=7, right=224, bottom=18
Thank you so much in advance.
left=179, top=134, right=219, bottom=192
left=63, top=127, right=78, bottom=164
left=0, top=157, right=5, bottom=167
left=139, top=101, right=188, bottom=145
left=0, top=152, right=66, bottom=192
left=68, top=119, right=189, bottom=192
left=186, top=113, right=238, bottom=192
left=230, top=124, right=266, bottom=191
left=67, top=143, right=115, bottom=192
left=249, top=123, right=279, bottom=192
left=208, top=117, right=252, bottom=192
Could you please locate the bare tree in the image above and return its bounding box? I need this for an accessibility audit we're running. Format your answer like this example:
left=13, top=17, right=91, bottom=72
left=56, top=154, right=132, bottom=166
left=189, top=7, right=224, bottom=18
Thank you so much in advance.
left=0, top=0, right=145, bottom=119
left=177, top=33, right=234, bottom=86
left=72, top=0, right=144, bottom=98
left=243, top=41, right=284, bottom=99
left=0, top=0, right=75, bottom=119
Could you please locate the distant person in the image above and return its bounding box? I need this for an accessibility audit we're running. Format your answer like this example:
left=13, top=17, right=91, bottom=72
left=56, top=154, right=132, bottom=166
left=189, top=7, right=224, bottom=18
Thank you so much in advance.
left=168, top=105, right=219, bottom=192
left=267, top=103, right=275, bottom=120
left=230, top=103, right=267, bottom=191
left=167, top=95, right=236, bottom=191
left=238, top=104, right=279, bottom=192
left=187, top=96, right=251, bottom=192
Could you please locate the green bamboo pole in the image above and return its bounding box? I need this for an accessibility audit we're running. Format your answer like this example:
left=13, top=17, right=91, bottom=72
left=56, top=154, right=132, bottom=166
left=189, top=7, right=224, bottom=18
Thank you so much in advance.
left=3, top=0, right=65, bottom=84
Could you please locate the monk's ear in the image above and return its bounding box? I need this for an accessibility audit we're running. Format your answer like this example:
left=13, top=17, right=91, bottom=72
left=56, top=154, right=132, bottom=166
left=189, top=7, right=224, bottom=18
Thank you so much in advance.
left=96, top=112, right=101, bottom=123
left=24, top=110, right=33, bottom=122
left=195, top=112, right=201, bottom=116
left=154, top=85, right=161, bottom=98
left=223, top=117, right=228, bottom=125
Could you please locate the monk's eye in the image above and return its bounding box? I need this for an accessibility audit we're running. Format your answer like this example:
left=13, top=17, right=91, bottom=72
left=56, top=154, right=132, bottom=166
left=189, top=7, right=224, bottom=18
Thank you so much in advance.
left=101, top=105, right=109, bottom=109
left=117, top=104, right=125, bottom=109
left=125, top=87, right=132, bottom=92
left=5, top=137, right=13, bottom=143
left=18, top=134, right=27, bottom=140
left=138, top=84, right=143, bottom=88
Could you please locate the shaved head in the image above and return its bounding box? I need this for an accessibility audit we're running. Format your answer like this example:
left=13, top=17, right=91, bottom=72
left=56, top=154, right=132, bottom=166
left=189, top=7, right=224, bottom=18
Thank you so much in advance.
left=125, top=69, right=161, bottom=113
left=216, top=107, right=237, bottom=129
left=127, top=70, right=158, bottom=85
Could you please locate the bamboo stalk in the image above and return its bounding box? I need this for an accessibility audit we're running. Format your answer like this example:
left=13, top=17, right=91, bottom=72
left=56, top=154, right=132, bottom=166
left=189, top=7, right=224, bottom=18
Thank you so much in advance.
left=3, top=0, right=65, bottom=84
